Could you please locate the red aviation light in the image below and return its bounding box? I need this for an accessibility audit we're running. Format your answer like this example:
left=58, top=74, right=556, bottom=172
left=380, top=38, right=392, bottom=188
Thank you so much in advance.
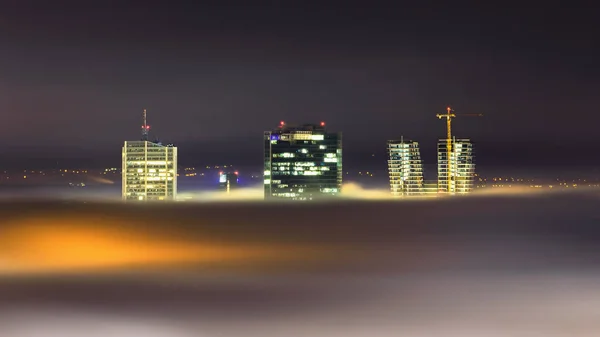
left=320, top=121, right=325, bottom=126
left=234, top=171, right=239, bottom=175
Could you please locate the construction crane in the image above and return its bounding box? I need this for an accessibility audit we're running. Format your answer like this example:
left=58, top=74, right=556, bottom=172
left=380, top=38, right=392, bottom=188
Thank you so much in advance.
left=141, top=109, right=150, bottom=141
left=436, top=106, right=482, bottom=193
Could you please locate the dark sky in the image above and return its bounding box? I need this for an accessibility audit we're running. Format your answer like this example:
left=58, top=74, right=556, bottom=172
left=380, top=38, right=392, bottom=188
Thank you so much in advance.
left=0, top=1, right=598, bottom=169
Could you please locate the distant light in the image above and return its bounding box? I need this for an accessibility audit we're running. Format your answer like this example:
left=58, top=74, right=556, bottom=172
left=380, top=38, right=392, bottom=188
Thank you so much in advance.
left=219, top=171, right=222, bottom=175
left=280, top=121, right=285, bottom=125
left=234, top=171, right=238, bottom=175
left=320, top=121, right=325, bottom=126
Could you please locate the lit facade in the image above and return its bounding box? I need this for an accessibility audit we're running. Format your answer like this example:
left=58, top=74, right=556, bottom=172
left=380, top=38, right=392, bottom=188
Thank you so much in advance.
left=264, top=123, right=342, bottom=200
left=437, top=138, right=475, bottom=194
left=387, top=138, right=424, bottom=196
left=122, top=141, right=177, bottom=201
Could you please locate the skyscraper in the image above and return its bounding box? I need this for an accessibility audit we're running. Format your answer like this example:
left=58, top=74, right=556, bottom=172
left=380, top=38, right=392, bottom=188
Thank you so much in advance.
left=437, top=138, right=475, bottom=194
left=387, top=138, right=424, bottom=196
left=264, top=122, right=342, bottom=200
left=122, top=141, right=178, bottom=201
left=121, top=109, right=177, bottom=201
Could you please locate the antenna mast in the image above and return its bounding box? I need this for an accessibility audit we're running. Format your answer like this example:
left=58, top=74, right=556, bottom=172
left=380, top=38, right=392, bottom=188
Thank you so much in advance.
left=141, top=109, right=150, bottom=141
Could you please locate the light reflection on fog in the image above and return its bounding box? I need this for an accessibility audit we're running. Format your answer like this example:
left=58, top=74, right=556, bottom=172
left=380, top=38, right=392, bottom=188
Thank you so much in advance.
left=1, top=191, right=599, bottom=336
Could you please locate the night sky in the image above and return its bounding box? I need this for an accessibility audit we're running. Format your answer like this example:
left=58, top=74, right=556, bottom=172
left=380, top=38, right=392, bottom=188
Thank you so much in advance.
left=0, top=1, right=598, bottom=170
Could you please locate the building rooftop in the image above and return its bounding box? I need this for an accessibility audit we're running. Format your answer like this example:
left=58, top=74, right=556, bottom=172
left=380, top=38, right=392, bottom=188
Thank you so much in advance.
left=270, top=122, right=328, bottom=133
left=124, top=140, right=175, bottom=147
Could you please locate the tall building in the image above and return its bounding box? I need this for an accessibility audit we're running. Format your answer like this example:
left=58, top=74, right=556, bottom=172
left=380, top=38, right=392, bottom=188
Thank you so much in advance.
left=387, top=138, right=424, bottom=196
left=122, top=141, right=178, bottom=201
left=219, top=171, right=239, bottom=193
left=437, top=138, right=475, bottom=194
left=121, top=109, right=177, bottom=201
left=264, top=122, right=342, bottom=200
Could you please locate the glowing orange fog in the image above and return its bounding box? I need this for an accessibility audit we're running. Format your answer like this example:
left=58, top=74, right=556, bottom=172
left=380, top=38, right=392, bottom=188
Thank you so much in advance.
left=0, top=215, right=319, bottom=275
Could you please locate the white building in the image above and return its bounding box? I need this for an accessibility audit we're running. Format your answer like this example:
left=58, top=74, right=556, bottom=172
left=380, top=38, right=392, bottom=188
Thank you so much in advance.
left=122, top=141, right=177, bottom=201
left=387, top=138, right=424, bottom=197
left=437, top=138, right=474, bottom=194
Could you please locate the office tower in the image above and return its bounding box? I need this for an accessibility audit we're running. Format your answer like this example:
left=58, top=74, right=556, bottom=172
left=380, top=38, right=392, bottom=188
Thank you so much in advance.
left=122, top=141, right=178, bottom=201
left=121, top=109, right=177, bottom=201
left=437, top=137, right=475, bottom=194
left=219, top=171, right=239, bottom=193
left=264, top=122, right=342, bottom=200
left=387, top=138, right=424, bottom=196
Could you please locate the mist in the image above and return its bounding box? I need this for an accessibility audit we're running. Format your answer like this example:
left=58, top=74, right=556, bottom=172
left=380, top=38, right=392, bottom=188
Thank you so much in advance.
left=0, top=179, right=588, bottom=204
left=1, top=191, right=600, bottom=336
left=167, top=182, right=580, bottom=203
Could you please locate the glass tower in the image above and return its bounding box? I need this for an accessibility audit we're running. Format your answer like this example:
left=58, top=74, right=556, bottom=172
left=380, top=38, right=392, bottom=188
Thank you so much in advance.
left=264, top=123, right=342, bottom=200
left=122, top=141, right=177, bottom=201
left=437, top=138, right=474, bottom=194
left=387, top=138, right=424, bottom=196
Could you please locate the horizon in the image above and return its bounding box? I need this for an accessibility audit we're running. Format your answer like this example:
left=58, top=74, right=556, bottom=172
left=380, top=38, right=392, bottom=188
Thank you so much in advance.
left=1, top=138, right=599, bottom=174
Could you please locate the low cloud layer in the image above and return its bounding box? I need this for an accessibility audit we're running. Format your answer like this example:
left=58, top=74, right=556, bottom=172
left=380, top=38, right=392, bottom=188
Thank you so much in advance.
left=1, top=192, right=599, bottom=336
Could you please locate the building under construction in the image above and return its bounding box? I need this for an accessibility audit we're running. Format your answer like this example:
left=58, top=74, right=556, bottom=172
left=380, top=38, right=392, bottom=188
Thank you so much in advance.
left=435, top=106, right=480, bottom=195
left=437, top=137, right=475, bottom=194
left=122, top=109, right=178, bottom=201
left=387, top=138, right=424, bottom=196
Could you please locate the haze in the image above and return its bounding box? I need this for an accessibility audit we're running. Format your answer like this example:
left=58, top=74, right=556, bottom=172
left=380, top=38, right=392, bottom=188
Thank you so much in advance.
left=1, top=191, right=600, bottom=336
